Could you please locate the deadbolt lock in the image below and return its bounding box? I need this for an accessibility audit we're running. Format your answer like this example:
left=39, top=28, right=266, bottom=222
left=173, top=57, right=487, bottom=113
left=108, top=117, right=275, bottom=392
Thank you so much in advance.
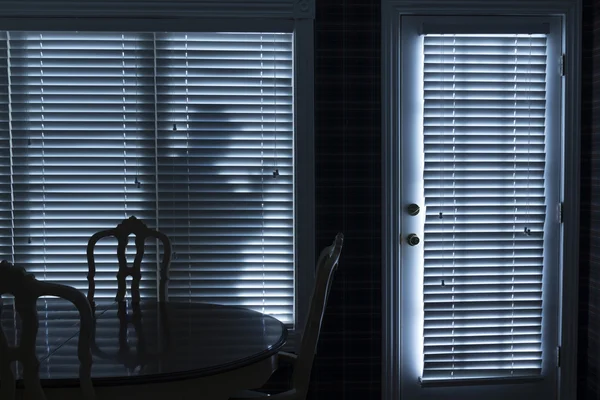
left=407, top=233, right=420, bottom=246
left=407, top=204, right=420, bottom=216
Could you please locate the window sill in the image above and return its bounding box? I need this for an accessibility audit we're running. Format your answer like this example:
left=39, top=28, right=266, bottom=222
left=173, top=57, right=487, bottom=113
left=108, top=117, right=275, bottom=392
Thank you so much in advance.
left=419, top=376, right=544, bottom=388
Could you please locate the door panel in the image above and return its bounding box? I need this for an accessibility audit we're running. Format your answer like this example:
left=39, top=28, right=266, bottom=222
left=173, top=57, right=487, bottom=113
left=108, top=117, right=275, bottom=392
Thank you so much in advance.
left=398, top=15, right=562, bottom=400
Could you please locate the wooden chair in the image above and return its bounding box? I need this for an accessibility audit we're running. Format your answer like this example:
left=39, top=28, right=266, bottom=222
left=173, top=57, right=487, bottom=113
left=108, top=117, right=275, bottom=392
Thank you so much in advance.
left=0, top=260, right=95, bottom=400
left=230, top=232, right=344, bottom=400
left=86, top=215, right=172, bottom=305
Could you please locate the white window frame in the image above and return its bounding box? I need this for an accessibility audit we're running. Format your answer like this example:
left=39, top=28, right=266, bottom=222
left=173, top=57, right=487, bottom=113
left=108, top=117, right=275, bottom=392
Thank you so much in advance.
left=0, top=0, right=316, bottom=351
left=381, top=0, right=582, bottom=399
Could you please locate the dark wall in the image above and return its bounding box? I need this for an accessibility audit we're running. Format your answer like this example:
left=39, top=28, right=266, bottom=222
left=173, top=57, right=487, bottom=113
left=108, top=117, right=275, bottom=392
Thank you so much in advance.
left=580, top=0, right=600, bottom=398
left=305, top=1, right=600, bottom=399
left=311, top=0, right=382, bottom=399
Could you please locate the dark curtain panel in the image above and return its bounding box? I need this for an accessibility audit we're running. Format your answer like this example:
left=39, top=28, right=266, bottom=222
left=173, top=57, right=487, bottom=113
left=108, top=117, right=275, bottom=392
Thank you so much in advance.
left=261, top=1, right=382, bottom=398
left=580, top=0, right=600, bottom=399
left=309, top=1, right=382, bottom=399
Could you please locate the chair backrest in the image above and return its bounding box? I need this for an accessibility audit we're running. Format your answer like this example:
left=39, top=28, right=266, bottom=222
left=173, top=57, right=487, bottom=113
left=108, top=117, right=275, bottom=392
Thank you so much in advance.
left=0, top=260, right=95, bottom=400
left=87, top=215, right=172, bottom=304
left=292, top=232, right=344, bottom=397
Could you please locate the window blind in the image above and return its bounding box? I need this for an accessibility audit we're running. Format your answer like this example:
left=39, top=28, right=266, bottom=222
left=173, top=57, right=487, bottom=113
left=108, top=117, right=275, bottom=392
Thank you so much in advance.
left=421, top=34, right=548, bottom=382
left=8, top=32, right=157, bottom=298
left=155, top=33, right=294, bottom=323
left=0, top=31, right=294, bottom=324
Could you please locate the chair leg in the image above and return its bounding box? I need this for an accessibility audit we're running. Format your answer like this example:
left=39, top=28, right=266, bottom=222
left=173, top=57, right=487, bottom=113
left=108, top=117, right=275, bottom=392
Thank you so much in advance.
left=22, top=354, right=46, bottom=400
left=0, top=329, right=16, bottom=400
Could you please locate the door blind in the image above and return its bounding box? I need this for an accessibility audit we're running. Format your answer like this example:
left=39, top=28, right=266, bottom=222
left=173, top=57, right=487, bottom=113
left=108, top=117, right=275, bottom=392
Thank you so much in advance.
left=421, top=34, right=548, bottom=381
left=0, top=31, right=294, bottom=324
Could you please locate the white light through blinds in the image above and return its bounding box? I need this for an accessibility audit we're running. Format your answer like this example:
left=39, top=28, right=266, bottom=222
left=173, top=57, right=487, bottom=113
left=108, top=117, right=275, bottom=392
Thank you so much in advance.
left=421, top=34, right=548, bottom=382
left=9, top=32, right=157, bottom=298
left=0, top=31, right=294, bottom=324
left=155, top=33, right=294, bottom=322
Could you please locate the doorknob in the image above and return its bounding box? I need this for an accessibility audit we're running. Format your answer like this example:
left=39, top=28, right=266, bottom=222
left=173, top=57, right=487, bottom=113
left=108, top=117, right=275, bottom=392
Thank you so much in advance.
left=406, top=234, right=420, bottom=246
left=407, top=203, right=420, bottom=216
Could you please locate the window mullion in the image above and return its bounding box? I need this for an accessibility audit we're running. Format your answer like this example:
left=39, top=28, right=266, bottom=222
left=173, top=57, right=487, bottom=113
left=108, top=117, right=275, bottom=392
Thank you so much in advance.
left=153, top=31, right=161, bottom=297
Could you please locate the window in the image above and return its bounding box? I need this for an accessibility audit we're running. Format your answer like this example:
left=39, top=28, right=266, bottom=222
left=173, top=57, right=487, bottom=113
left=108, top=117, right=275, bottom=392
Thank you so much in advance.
left=382, top=1, right=582, bottom=399
left=0, top=22, right=311, bottom=329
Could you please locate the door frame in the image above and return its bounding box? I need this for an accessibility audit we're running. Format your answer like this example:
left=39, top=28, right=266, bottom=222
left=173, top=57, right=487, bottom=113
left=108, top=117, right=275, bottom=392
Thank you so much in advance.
left=381, top=1, right=582, bottom=400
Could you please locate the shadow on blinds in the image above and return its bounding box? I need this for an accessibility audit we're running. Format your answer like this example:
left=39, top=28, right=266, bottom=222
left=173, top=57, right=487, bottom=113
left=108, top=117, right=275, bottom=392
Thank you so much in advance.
left=0, top=31, right=295, bottom=325
left=155, top=31, right=294, bottom=324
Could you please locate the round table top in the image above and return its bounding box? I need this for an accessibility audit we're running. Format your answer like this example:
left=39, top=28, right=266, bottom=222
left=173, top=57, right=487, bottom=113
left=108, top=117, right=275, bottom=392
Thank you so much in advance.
left=15, top=300, right=287, bottom=386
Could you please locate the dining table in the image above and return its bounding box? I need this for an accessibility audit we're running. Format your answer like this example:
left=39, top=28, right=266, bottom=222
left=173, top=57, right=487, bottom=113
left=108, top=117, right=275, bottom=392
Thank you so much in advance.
left=0, top=297, right=288, bottom=400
